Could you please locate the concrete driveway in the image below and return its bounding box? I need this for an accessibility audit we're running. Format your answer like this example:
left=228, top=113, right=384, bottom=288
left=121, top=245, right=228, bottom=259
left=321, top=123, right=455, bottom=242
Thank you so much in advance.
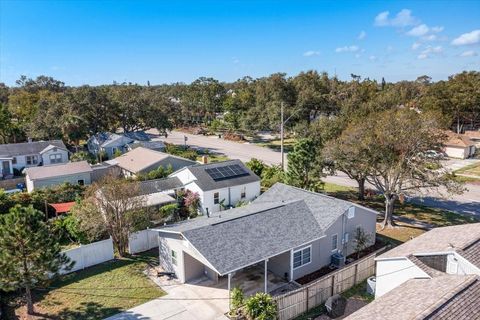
left=105, top=278, right=229, bottom=320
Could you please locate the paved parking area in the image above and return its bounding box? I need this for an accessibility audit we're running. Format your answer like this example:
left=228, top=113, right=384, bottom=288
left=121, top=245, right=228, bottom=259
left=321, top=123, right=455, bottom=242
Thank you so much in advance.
left=105, top=278, right=229, bottom=320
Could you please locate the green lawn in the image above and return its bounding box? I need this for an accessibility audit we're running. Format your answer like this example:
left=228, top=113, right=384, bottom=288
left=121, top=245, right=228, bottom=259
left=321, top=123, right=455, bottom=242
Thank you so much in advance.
left=12, top=250, right=165, bottom=320
left=455, top=162, right=480, bottom=176
left=255, top=138, right=297, bottom=152
left=197, top=153, right=230, bottom=163
left=322, top=182, right=477, bottom=243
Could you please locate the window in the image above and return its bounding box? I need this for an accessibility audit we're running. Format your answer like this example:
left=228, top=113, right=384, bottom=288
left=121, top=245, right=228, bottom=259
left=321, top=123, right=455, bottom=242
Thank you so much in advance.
left=214, top=192, right=219, bottom=204
left=49, top=154, right=62, bottom=164
left=343, top=232, right=349, bottom=244
left=347, top=207, right=355, bottom=219
left=77, top=179, right=85, bottom=186
left=12, top=157, right=17, bottom=165
left=171, top=250, right=178, bottom=266
left=26, top=155, right=38, bottom=166
left=293, top=246, right=311, bottom=269
left=241, top=187, right=246, bottom=199
left=331, top=234, right=338, bottom=251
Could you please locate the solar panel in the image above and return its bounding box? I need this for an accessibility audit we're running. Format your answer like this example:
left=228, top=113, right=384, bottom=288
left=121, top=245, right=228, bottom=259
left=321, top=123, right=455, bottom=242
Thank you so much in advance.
left=205, top=164, right=250, bottom=181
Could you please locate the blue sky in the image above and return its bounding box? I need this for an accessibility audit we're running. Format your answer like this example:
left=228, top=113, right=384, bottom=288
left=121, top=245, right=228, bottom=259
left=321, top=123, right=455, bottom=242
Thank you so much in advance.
left=1, top=0, right=479, bottom=86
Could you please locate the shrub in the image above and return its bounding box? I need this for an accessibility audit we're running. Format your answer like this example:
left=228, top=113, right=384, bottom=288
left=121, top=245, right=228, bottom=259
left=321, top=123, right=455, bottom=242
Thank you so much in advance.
left=184, top=190, right=200, bottom=217
left=246, top=158, right=266, bottom=177
left=230, top=287, right=244, bottom=315
left=71, top=151, right=97, bottom=164
left=159, top=203, right=179, bottom=220
left=245, top=292, right=277, bottom=320
left=51, top=213, right=87, bottom=244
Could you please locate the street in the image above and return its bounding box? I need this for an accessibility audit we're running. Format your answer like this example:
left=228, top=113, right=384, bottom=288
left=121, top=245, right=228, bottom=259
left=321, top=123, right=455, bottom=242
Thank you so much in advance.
left=149, top=130, right=480, bottom=217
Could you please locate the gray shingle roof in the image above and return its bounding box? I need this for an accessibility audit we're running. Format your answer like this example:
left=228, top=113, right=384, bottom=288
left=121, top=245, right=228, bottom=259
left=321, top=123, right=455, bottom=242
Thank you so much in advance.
left=181, top=200, right=325, bottom=275
left=138, top=177, right=183, bottom=195
left=254, top=183, right=356, bottom=230
left=458, top=239, right=480, bottom=269
left=345, top=275, right=480, bottom=320
left=184, top=160, right=260, bottom=191
left=122, top=131, right=150, bottom=141
left=0, top=140, right=67, bottom=157
left=26, top=161, right=92, bottom=180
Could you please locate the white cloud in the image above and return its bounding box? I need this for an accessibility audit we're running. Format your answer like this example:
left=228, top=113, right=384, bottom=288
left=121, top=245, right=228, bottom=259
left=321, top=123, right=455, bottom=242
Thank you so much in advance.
left=460, top=50, right=478, bottom=57
left=232, top=57, right=240, bottom=64
left=417, top=45, right=443, bottom=59
left=451, top=29, right=480, bottom=46
left=407, top=24, right=429, bottom=37
left=423, top=34, right=437, bottom=41
left=411, top=42, right=421, bottom=50
left=386, top=45, right=394, bottom=52
left=375, top=9, right=418, bottom=27
left=355, top=54, right=361, bottom=59
left=358, top=31, right=367, bottom=40
left=335, top=45, right=359, bottom=53
left=431, top=26, right=444, bottom=33
left=303, top=50, right=320, bottom=57
left=369, top=55, right=377, bottom=61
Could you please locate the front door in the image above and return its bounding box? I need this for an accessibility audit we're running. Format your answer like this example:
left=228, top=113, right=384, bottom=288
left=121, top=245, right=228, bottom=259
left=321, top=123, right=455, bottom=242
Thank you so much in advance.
left=2, top=161, right=11, bottom=176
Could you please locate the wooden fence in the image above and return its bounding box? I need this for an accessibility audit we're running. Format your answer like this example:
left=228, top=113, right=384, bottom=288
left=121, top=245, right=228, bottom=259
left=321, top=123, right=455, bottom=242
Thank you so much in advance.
left=0, top=177, right=25, bottom=190
left=274, top=247, right=387, bottom=320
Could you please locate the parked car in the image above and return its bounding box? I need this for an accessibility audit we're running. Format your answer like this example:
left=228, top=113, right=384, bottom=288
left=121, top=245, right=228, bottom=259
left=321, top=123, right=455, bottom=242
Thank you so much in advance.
left=423, top=150, right=445, bottom=159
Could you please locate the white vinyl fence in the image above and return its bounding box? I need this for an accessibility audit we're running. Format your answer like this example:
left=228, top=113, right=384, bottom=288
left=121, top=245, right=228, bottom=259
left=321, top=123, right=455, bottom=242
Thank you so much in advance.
left=61, top=238, right=115, bottom=274
left=128, top=229, right=159, bottom=254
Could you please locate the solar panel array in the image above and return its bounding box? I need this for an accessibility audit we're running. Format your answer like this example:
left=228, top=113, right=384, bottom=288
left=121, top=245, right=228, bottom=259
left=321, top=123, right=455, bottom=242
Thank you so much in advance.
left=205, top=164, right=249, bottom=181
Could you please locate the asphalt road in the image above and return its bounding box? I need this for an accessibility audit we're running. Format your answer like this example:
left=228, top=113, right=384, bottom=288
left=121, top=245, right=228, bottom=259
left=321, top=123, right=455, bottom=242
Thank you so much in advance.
left=150, top=130, right=480, bottom=217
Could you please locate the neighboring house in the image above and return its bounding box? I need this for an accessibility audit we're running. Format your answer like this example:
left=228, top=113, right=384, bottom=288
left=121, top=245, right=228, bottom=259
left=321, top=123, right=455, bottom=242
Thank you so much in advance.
left=344, top=274, right=480, bottom=320
left=374, top=223, right=480, bottom=298
left=444, top=131, right=476, bottom=159
left=87, top=131, right=150, bottom=159
left=25, top=161, right=93, bottom=192
left=0, top=140, right=68, bottom=176
left=137, top=176, right=183, bottom=208
left=126, top=140, right=166, bottom=152
left=107, top=147, right=196, bottom=178
left=170, top=160, right=261, bottom=214
left=152, top=183, right=377, bottom=287
left=465, top=130, right=480, bottom=148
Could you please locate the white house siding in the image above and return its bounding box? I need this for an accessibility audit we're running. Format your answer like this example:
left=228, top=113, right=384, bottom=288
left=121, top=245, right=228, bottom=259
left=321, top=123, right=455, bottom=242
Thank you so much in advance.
left=158, top=233, right=218, bottom=283
left=41, top=148, right=69, bottom=166
left=0, top=158, right=13, bottom=176
left=449, top=252, right=480, bottom=276
left=268, top=250, right=291, bottom=280
left=445, top=146, right=469, bottom=159
left=375, top=258, right=429, bottom=298
left=201, top=181, right=261, bottom=213
left=27, top=172, right=92, bottom=192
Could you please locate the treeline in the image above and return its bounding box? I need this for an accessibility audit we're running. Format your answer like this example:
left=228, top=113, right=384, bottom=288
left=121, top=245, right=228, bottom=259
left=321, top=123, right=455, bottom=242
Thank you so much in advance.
left=0, top=71, right=479, bottom=146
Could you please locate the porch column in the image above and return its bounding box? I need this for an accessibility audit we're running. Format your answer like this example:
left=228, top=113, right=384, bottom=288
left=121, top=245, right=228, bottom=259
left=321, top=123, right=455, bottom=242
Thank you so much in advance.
left=264, top=259, right=269, bottom=293
left=228, top=273, right=232, bottom=309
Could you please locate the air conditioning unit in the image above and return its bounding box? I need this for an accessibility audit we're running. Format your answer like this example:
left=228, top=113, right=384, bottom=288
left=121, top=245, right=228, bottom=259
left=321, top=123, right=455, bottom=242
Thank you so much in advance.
left=331, top=252, right=345, bottom=268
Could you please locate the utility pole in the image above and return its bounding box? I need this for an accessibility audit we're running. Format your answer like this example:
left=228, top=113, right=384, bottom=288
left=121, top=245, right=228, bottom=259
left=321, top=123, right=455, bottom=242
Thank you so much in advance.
left=280, top=102, right=285, bottom=171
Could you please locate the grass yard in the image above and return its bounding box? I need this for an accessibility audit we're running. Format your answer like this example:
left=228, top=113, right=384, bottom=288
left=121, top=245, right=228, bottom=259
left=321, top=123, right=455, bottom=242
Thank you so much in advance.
left=322, top=182, right=477, bottom=243
left=11, top=250, right=164, bottom=320
left=454, top=162, right=480, bottom=182
left=255, top=138, right=297, bottom=152
left=197, top=153, right=230, bottom=163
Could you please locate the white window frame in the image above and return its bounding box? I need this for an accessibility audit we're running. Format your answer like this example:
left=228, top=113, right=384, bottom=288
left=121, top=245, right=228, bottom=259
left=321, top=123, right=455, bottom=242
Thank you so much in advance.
left=240, top=187, right=246, bottom=199
left=26, top=155, right=38, bottom=165
left=213, top=192, right=219, bottom=204
left=292, top=245, right=312, bottom=270
left=49, top=153, right=62, bottom=164
left=171, top=250, right=178, bottom=266
left=331, top=234, right=338, bottom=252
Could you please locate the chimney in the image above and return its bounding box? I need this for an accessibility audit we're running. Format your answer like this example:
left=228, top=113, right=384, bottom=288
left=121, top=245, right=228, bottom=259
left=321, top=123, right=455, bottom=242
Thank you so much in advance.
left=202, top=155, right=208, bottom=164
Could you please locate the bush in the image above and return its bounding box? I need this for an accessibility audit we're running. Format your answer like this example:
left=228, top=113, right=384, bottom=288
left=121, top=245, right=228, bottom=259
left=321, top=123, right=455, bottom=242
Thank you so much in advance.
left=230, top=287, right=244, bottom=316
left=164, top=143, right=198, bottom=161
left=159, top=203, right=179, bottom=220
left=246, top=158, right=266, bottom=177
left=71, top=151, right=97, bottom=164
left=13, top=167, right=23, bottom=176
left=261, top=165, right=284, bottom=188
left=245, top=292, right=277, bottom=320
left=51, top=213, right=87, bottom=244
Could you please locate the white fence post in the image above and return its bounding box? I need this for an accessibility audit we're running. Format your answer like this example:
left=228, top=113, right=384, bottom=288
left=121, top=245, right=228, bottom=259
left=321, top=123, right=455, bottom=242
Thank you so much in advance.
left=128, top=228, right=159, bottom=254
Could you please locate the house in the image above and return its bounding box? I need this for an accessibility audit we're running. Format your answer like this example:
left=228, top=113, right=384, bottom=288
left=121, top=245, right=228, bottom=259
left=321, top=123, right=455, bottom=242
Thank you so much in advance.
left=465, top=130, right=480, bottom=148
left=25, top=161, right=93, bottom=192
left=126, top=140, right=166, bottom=152
left=107, top=147, right=196, bottom=178
left=137, top=177, right=183, bottom=208
left=344, top=274, right=480, bottom=320
left=87, top=131, right=150, bottom=159
left=152, top=183, right=377, bottom=290
left=169, top=159, right=261, bottom=214
left=0, top=140, right=68, bottom=177
left=444, top=131, right=476, bottom=159
left=374, top=223, right=480, bottom=298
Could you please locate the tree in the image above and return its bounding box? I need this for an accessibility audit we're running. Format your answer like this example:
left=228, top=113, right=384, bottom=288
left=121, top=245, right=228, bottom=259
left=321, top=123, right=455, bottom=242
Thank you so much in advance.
left=244, top=292, right=277, bottom=320
left=75, top=176, right=149, bottom=256
left=285, top=138, right=324, bottom=191
left=353, top=227, right=372, bottom=258
left=246, top=158, right=266, bottom=177
left=324, top=123, right=371, bottom=200
left=0, top=206, right=73, bottom=315
left=358, top=108, right=463, bottom=228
